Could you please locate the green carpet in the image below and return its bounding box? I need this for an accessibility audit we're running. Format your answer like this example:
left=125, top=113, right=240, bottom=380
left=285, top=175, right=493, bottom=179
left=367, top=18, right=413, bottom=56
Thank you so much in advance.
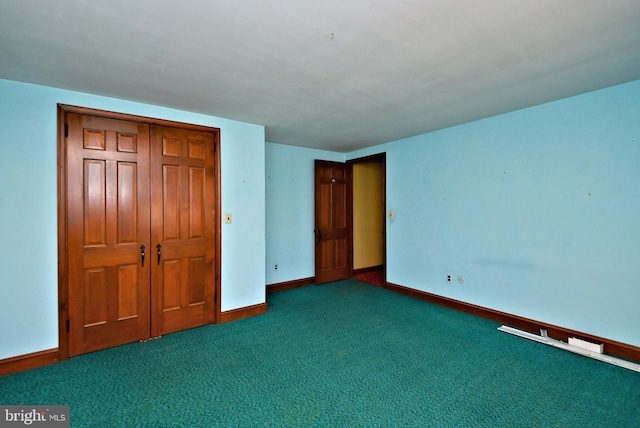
left=1, top=280, right=639, bottom=427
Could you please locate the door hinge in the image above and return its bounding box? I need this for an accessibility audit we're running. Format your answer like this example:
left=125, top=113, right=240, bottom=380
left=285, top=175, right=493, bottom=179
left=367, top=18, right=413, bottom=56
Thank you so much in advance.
left=64, top=123, right=68, bottom=138
left=66, top=319, right=70, bottom=332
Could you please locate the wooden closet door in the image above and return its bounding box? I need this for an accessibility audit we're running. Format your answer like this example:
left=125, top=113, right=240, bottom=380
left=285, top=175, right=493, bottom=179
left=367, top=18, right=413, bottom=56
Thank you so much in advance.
left=150, top=125, right=216, bottom=336
left=67, top=114, right=151, bottom=356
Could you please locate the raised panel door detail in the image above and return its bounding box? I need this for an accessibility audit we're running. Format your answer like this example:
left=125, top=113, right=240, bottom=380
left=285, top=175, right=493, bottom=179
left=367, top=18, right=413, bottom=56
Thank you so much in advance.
left=84, top=268, right=107, bottom=327
left=334, top=239, right=347, bottom=269
left=162, top=138, right=181, bottom=157
left=84, top=160, right=106, bottom=246
left=189, top=167, right=205, bottom=239
left=83, top=129, right=106, bottom=150
left=189, top=257, right=206, bottom=305
left=333, top=182, right=347, bottom=229
left=162, top=259, right=181, bottom=312
left=117, top=162, right=138, bottom=244
left=188, top=140, right=205, bottom=160
left=117, top=264, right=139, bottom=321
left=117, top=133, right=137, bottom=153
left=319, top=182, right=331, bottom=229
left=163, top=165, right=181, bottom=241
left=319, top=241, right=332, bottom=271
left=319, top=165, right=332, bottom=179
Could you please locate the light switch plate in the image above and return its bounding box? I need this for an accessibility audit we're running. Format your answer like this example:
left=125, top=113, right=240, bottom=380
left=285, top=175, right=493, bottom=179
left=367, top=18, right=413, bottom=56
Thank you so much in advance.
left=225, top=213, right=232, bottom=224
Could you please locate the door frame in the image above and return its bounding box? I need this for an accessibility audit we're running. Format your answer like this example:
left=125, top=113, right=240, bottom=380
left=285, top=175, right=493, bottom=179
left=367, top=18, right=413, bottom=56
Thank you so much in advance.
left=347, top=153, right=386, bottom=285
left=57, top=104, right=222, bottom=360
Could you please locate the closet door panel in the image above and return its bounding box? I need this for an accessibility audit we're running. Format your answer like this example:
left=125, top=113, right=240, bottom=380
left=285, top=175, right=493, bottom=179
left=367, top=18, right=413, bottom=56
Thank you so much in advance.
left=67, top=113, right=151, bottom=356
left=150, top=125, right=216, bottom=337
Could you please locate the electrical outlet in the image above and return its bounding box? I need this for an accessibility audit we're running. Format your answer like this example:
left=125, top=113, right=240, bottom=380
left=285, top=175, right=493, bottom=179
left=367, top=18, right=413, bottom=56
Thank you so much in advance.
left=274, top=264, right=278, bottom=270
left=447, top=275, right=451, bottom=282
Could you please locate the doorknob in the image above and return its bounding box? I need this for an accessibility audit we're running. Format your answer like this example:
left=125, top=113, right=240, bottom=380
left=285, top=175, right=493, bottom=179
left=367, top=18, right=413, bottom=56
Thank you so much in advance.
left=140, top=244, right=146, bottom=267
left=156, top=243, right=162, bottom=265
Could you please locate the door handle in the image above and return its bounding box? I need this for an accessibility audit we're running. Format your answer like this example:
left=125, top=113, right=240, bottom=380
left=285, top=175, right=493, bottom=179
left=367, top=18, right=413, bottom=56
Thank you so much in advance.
left=156, top=243, right=162, bottom=265
left=140, top=244, right=146, bottom=267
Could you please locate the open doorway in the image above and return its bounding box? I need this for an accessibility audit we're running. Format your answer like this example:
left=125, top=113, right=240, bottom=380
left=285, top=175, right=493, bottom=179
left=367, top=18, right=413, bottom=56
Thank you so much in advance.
left=350, top=153, right=386, bottom=286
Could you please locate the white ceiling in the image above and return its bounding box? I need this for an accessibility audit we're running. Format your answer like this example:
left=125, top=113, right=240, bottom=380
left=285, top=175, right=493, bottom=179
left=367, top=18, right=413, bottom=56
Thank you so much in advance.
left=1, top=1, right=639, bottom=152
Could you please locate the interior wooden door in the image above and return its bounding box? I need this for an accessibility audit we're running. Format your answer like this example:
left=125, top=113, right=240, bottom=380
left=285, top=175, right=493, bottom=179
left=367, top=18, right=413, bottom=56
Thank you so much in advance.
left=314, top=160, right=352, bottom=284
left=65, top=110, right=219, bottom=356
left=67, top=113, right=151, bottom=356
left=150, top=125, right=216, bottom=336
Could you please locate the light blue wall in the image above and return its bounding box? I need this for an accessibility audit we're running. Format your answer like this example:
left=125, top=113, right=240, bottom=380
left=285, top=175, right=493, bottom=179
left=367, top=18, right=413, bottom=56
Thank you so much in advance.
left=3, top=76, right=638, bottom=360
left=265, top=143, right=344, bottom=285
left=353, top=80, right=640, bottom=347
left=271, top=80, right=640, bottom=348
left=0, top=79, right=266, bottom=359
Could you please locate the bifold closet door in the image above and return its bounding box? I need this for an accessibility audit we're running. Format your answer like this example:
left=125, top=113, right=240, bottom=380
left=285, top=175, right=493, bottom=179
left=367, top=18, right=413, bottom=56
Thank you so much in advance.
left=150, top=125, right=216, bottom=337
left=67, top=113, right=151, bottom=356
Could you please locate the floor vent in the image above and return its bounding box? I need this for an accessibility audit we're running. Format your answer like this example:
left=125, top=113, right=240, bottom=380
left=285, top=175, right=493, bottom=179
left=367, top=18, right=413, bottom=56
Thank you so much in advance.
left=498, top=325, right=640, bottom=373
